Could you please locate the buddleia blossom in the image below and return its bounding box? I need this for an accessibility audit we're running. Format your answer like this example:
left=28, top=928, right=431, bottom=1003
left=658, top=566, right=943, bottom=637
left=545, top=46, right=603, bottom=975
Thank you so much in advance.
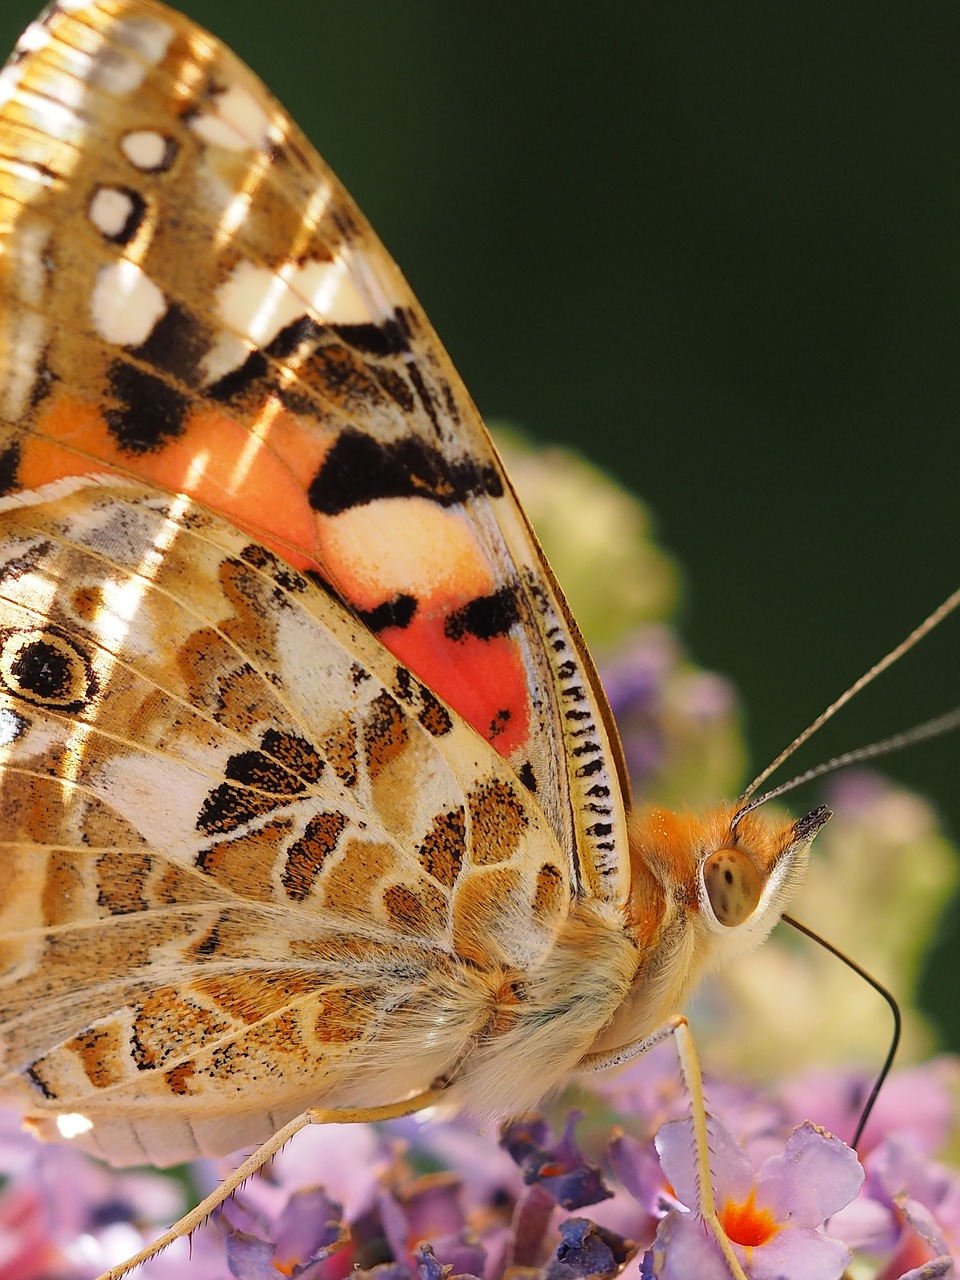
left=652, top=1117, right=864, bottom=1279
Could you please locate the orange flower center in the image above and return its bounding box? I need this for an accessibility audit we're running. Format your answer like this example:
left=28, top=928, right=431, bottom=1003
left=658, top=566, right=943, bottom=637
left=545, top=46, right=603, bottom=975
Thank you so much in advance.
left=720, top=1188, right=779, bottom=1247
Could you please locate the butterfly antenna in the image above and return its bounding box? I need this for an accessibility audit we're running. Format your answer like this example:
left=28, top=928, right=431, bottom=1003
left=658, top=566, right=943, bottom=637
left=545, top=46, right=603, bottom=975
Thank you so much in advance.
left=782, top=913, right=901, bottom=1151
left=734, top=704, right=960, bottom=820
left=740, top=585, right=960, bottom=804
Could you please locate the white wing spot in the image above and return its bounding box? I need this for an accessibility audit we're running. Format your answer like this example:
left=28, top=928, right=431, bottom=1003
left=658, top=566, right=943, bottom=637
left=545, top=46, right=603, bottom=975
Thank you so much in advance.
left=120, top=129, right=170, bottom=172
left=0, top=64, right=23, bottom=110
left=190, top=83, right=273, bottom=152
left=113, top=14, right=175, bottom=67
left=216, top=256, right=385, bottom=352
left=88, top=16, right=173, bottom=95
left=1, top=310, right=46, bottom=421
left=0, top=217, right=49, bottom=418
left=90, top=53, right=146, bottom=96
left=88, top=187, right=136, bottom=239
left=91, top=260, right=167, bottom=347
left=56, top=1112, right=94, bottom=1140
left=14, top=19, right=52, bottom=55
left=200, top=330, right=255, bottom=387
left=9, top=219, right=49, bottom=309
left=0, top=707, right=23, bottom=748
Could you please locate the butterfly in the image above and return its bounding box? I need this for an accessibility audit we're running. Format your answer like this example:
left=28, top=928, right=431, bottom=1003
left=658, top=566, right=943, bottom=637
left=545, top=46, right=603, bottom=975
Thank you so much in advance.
left=1, top=4, right=947, bottom=1279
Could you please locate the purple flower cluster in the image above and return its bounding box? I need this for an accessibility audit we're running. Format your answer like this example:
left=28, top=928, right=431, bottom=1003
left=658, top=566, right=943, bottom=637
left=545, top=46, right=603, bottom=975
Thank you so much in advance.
left=1, top=1039, right=957, bottom=1279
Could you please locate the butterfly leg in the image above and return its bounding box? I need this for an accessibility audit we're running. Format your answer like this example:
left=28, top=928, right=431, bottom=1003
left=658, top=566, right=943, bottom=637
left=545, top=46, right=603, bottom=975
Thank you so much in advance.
left=93, top=1086, right=445, bottom=1280
left=579, top=1017, right=749, bottom=1280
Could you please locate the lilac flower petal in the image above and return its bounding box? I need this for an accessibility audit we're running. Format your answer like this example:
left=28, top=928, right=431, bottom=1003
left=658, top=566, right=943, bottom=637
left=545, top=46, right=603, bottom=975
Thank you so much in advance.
left=600, top=628, right=674, bottom=715
left=872, top=1059, right=958, bottom=1158
left=502, top=1114, right=612, bottom=1210
left=554, top=1113, right=589, bottom=1166
left=536, top=1162, right=613, bottom=1212
left=592, top=1039, right=687, bottom=1123
left=896, top=1193, right=951, bottom=1258
left=377, top=1189, right=412, bottom=1265
left=651, top=1211, right=732, bottom=1280
left=274, top=1188, right=348, bottom=1269
left=824, top=769, right=892, bottom=814
left=755, top=1123, right=863, bottom=1225
left=897, top=1258, right=955, bottom=1280
left=404, top=1119, right=521, bottom=1208
left=428, top=1231, right=486, bottom=1278
left=694, top=1077, right=788, bottom=1170
left=500, top=1118, right=551, bottom=1165
left=349, top=1199, right=396, bottom=1271
left=780, top=1069, right=875, bottom=1154
left=932, top=1171, right=960, bottom=1241
left=866, top=1133, right=960, bottom=1270
left=870, top=1132, right=960, bottom=1238
left=544, top=1217, right=635, bottom=1280
left=607, top=1134, right=666, bottom=1211
left=783, top=1060, right=959, bottom=1158
left=225, top=1229, right=279, bottom=1280
left=745, top=1224, right=851, bottom=1280
left=219, top=1189, right=272, bottom=1239
left=508, top=1183, right=556, bottom=1268
left=823, top=1187, right=897, bottom=1254
left=268, top=1121, right=383, bottom=1213
left=655, top=1117, right=753, bottom=1210
left=480, top=1225, right=512, bottom=1280
left=413, top=1243, right=445, bottom=1280
left=676, top=671, right=735, bottom=722
left=355, top=1265, right=412, bottom=1280
left=655, top=1209, right=851, bottom=1280
left=397, top=1173, right=467, bottom=1241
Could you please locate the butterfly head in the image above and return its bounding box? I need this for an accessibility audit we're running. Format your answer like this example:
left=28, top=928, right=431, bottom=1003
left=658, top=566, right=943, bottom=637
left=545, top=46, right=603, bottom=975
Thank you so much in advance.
left=704, top=800, right=830, bottom=937
left=602, top=801, right=832, bottom=1044
left=628, top=800, right=829, bottom=943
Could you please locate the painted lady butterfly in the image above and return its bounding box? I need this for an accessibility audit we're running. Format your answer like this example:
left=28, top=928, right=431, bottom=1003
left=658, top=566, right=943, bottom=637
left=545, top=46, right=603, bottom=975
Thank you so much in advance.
left=0, top=4, right=955, bottom=1279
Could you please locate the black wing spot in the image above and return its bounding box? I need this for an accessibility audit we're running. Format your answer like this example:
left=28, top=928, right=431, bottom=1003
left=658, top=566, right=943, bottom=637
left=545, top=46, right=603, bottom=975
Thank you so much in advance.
left=445, top=585, right=520, bottom=643
left=207, top=349, right=269, bottom=401
left=25, top=1063, right=56, bottom=1100
left=134, top=302, right=207, bottom=380
left=105, top=361, right=188, bottom=452
left=373, top=365, right=416, bottom=412
left=223, top=749, right=307, bottom=794
left=266, top=314, right=323, bottom=360
left=331, top=308, right=411, bottom=357
left=357, top=594, right=418, bottom=633
left=488, top=708, right=512, bottom=739
left=308, top=428, right=503, bottom=516
left=0, top=442, right=20, bottom=496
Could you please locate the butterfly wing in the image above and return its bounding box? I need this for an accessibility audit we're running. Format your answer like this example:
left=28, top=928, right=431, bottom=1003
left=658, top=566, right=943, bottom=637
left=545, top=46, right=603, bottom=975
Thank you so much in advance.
left=0, top=476, right=579, bottom=1164
left=0, top=0, right=629, bottom=901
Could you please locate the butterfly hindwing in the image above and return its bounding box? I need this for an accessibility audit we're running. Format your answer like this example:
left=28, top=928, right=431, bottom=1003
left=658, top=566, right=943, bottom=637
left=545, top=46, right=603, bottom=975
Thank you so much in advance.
left=0, top=477, right=576, bottom=1164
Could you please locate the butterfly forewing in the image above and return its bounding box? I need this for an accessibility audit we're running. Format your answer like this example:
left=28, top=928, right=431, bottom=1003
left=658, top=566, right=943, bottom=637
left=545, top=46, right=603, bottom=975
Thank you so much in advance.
left=0, top=0, right=630, bottom=902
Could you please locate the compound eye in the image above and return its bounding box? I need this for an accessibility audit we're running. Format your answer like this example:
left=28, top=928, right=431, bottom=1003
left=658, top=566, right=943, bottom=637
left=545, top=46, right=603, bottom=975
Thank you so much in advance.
left=703, top=848, right=762, bottom=927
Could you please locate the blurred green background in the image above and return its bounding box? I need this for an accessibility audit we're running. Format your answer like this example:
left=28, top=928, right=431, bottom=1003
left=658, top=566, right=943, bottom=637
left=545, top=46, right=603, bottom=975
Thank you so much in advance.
left=2, top=4, right=958, bottom=1045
